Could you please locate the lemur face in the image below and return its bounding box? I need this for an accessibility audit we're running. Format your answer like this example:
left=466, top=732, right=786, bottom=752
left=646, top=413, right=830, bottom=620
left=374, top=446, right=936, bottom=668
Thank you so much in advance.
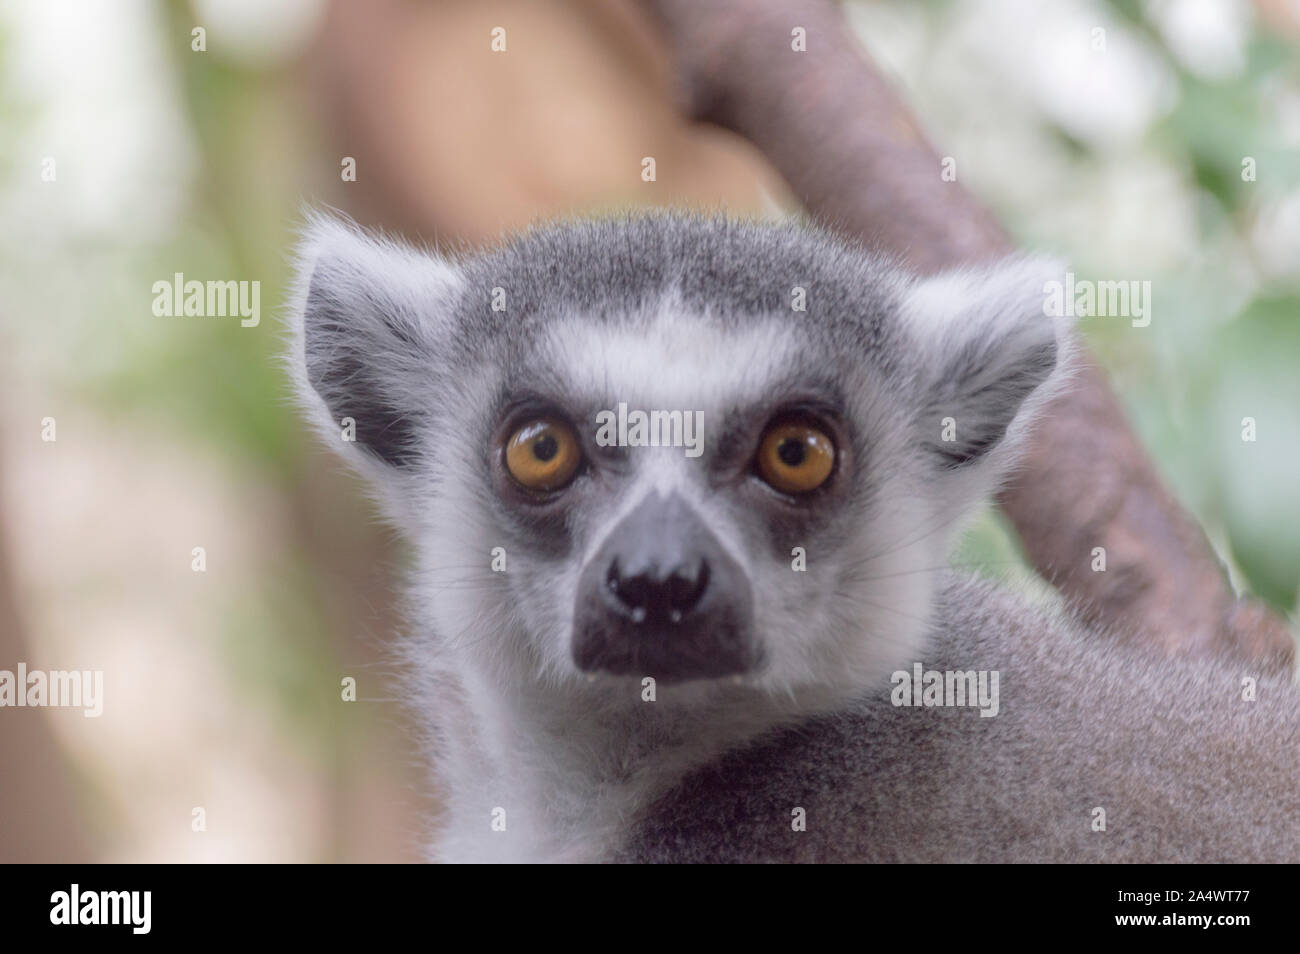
left=291, top=213, right=1066, bottom=695
left=496, top=312, right=872, bottom=686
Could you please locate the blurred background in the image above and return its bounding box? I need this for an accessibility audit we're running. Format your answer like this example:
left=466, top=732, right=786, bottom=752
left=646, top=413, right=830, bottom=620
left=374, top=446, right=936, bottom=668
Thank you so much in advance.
left=1, top=0, right=1297, bottom=862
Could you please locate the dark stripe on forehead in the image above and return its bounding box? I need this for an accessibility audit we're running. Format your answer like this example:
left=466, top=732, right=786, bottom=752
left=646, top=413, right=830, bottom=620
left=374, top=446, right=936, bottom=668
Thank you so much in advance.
left=447, top=211, right=903, bottom=362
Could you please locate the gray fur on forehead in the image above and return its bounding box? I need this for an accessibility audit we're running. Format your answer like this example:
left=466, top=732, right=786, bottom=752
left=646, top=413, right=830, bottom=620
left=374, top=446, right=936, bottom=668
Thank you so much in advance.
left=450, top=211, right=906, bottom=362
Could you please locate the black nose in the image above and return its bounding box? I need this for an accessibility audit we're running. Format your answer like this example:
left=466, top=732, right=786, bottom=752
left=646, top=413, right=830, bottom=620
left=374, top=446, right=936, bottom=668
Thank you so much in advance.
left=573, top=491, right=756, bottom=683
left=606, top=557, right=710, bottom=624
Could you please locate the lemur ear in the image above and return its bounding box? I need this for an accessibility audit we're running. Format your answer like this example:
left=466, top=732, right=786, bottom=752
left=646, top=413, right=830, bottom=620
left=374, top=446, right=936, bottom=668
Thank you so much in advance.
left=902, top=256, right=1071, bottom=468
left=287, top=213, right=462, bottom=469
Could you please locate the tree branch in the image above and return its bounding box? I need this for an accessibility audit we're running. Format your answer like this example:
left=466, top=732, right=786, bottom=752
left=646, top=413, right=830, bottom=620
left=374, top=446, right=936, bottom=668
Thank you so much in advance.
left=639, top=0, right=1294, bottom=670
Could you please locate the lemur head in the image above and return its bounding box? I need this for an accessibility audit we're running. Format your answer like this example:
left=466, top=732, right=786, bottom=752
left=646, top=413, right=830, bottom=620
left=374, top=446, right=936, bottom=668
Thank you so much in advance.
left=289, top=212, right=1068, bottom=698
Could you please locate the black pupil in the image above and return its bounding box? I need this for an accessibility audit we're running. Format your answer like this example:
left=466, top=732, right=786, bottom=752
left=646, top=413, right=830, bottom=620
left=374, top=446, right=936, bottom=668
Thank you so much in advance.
left=533, top=433, right=559, bottom=462
left=777, top=437, right=806, bottom=467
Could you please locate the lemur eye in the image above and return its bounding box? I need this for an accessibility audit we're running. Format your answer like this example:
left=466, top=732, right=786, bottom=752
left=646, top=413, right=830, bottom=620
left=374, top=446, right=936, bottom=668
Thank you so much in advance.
left=756, top=420, right=836, bottom=494
left=505, top=418, right=582, bottom=491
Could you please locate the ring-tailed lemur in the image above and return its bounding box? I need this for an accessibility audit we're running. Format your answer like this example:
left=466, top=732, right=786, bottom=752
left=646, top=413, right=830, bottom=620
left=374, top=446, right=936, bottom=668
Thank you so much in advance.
left=288, top=211, right=1300, bottom=863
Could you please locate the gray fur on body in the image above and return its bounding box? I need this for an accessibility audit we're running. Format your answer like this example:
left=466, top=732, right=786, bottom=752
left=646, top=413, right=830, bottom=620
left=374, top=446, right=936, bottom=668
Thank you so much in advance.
left=286, top=210, right=1300, bottom=864
left=620, top=573, right=1300, bottom=863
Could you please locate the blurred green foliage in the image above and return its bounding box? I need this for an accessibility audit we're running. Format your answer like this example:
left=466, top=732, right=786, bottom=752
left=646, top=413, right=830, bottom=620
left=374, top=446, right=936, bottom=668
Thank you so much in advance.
left=944, top=0, right=1300, bottom=615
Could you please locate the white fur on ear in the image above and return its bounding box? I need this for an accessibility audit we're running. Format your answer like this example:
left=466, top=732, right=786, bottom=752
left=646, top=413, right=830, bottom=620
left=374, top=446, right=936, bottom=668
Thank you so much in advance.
left=284, top=210, right=463, bottom=482
left=901, top=254, right=1075, bottom=470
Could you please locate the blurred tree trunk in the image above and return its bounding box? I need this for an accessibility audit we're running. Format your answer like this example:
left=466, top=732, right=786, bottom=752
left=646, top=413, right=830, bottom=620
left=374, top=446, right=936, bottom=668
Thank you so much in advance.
left=635, top=0, right=1294, bottom=670
left=0, top=449, right=88, bottom=862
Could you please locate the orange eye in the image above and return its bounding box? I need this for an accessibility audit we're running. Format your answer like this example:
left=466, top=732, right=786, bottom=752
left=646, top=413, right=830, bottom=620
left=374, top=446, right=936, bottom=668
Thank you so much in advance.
left=505, top=418, right=582, bottom=491
left=756, top=420, right=835, bottom=494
